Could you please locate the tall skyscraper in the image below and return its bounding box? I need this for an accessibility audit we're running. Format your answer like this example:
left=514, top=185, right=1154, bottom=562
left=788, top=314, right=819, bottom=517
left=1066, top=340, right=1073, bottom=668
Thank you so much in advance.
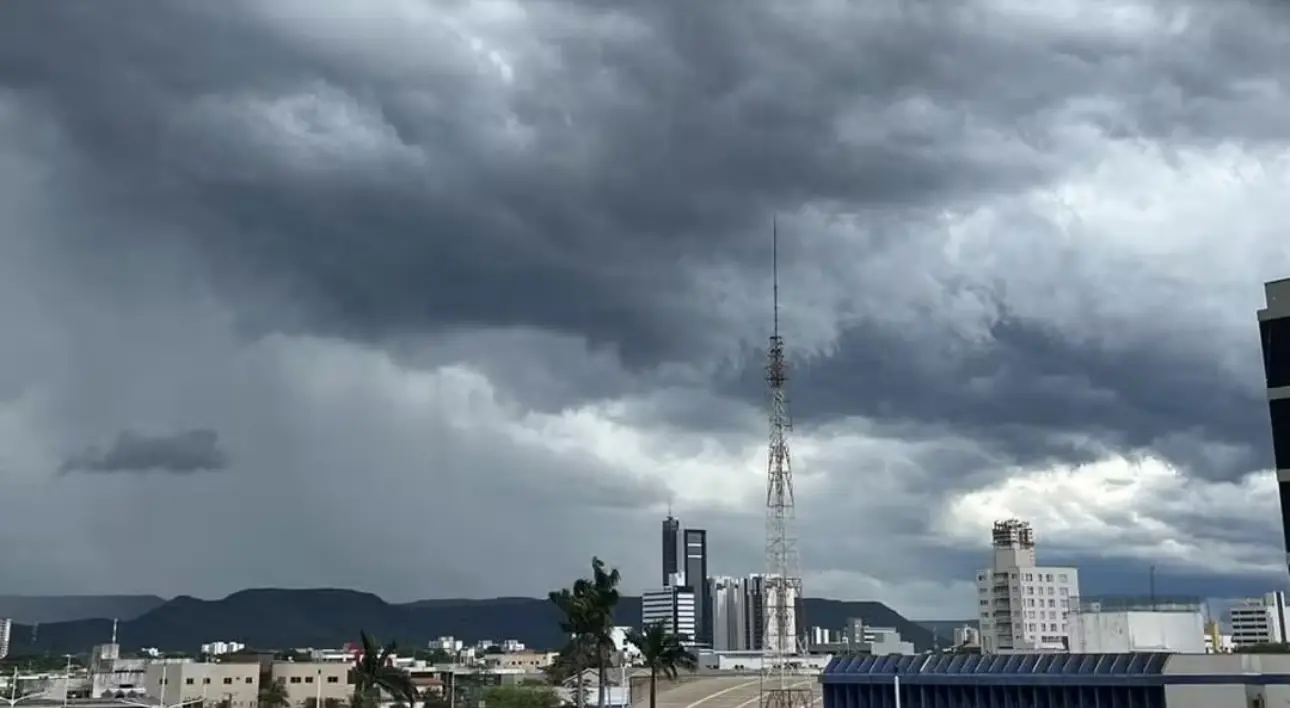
left=684, top=528, right=712, bottom=647
left=709, top=574, right=769, bottom=651
left=1258, top=278, right=1290, bottom=575
left=975, top=519, right=1079, bottom=653
left=662, top=514, right=680, bottom=586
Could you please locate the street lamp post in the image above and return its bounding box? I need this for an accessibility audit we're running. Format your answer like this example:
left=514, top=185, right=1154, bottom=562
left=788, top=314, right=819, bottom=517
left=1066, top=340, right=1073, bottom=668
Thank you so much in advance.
left=62, top=654, right=74, bottom=708
left=3, top=667, right=49, bottom=708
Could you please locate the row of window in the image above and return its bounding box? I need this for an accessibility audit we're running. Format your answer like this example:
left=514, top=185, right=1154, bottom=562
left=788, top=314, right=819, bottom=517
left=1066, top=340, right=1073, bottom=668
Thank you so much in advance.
left=166, top=676, right=343, bottom=686
left=978, top=572, right=1071, bottom=583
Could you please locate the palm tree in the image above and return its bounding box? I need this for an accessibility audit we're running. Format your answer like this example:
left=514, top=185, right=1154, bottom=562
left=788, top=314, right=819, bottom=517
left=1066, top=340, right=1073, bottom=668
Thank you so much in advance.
left=549, top=583, right=597, bottom=708
left=349, top=630, right=419, bottom=708
left=627, top=623, right=698, bottom=708
left=548, top=557, right=622, bottom=708
left=585, top=558, right=621, bottom=708
left=258, top=679, right=291, bottom=708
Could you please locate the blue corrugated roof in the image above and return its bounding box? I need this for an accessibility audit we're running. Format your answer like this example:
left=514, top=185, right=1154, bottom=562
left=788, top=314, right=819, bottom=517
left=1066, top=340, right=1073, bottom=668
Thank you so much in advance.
left=821, top=652, right=1169, bottom=680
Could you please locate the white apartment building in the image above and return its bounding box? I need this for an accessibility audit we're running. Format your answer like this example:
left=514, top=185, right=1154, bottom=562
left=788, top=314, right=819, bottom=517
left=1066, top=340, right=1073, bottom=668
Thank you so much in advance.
left=0, top=618, right=10, bottom=660
left=200, top=641, right=246, bottom=657
left=762, top=575, right=800, bottom=655
left=642, top=584, right=696, bottom=645
left=1229, top=591, right=1289, bottom=648
left=976, top=519, right=1080, bottom=653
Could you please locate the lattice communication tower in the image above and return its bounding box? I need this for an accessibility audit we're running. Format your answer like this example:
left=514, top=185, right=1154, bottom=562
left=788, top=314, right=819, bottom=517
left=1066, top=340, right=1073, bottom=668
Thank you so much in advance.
left=759, top=218, right=813, bottom=708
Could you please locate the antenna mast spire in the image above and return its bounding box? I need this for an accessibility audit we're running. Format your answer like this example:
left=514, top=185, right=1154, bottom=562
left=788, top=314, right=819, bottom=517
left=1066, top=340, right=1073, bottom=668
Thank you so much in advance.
left=760, top=216, right=811, bottom=708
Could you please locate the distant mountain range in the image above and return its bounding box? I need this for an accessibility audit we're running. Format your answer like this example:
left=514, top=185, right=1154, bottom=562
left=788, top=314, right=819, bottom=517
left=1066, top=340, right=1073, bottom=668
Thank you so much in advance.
left=3, top=589, right=935, bottom=654
left=0, top=595, right=165, bottom=624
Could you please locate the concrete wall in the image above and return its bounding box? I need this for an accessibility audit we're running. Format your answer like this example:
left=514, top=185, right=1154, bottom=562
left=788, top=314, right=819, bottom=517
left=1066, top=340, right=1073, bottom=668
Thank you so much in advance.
left=145, top=662, right=260, bottom=708
left=269, top=662, right=351, bottom=707
left=1071, top=611, right=1205, bottom=653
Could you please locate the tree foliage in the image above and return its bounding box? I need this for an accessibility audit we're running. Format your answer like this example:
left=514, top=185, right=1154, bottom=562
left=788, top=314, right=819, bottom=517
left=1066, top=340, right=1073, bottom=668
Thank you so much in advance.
left=627, top=622, right=697, bottom=708
left=1235, top=642, right=1290, bottom=653
left=482, top=685, right=562, bottom=708
left=350, top=630, right=419, bottom=707
left=258, top=678, right=291, bottom=708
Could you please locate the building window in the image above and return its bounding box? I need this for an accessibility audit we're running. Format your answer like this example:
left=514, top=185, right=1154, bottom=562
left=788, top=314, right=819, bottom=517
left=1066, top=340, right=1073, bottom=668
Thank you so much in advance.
left=224, top=678, right=233, bottom=685
left=305, top=677, right=314, bottom=684
left=246, top=678, right=254, bottom=684
left=186, top=679, right=195, bottom=686
left=204, top=678, right=212, bottom=685
left=1059, top=574, right=1067, bottom=582
left=290, top=677, right=302, bottom=684
left=326, top=677, right=339, bottom=684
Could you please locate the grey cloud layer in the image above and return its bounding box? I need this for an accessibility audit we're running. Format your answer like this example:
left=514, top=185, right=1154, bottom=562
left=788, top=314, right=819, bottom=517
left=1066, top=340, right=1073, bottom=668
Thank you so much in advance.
left=60, top=429, right=229, bottom=474
left=0, top=0, right=1286, bottom=604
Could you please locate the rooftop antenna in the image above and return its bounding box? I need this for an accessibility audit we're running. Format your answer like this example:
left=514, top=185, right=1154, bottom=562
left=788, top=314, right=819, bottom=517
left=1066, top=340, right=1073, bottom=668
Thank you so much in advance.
left=111, top=618, right=118, bottom=645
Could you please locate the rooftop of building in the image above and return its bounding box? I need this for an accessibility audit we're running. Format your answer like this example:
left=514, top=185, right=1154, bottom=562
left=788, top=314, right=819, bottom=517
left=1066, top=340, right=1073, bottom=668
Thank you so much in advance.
left=821, top=652, right=1290, bottom=685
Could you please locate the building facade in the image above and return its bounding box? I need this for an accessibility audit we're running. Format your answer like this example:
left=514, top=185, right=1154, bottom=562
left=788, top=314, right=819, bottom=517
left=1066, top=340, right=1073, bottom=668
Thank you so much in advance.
left=662, top=514, right=680, bottom=587
left=976, top=519, right=1079, bottom=653
left=763, top=574, right=799, bottom=654
left=270, top=662, right=351, bottom=707
left=145, top=662, right=261, bottom=708
left=0, top=618, right=9, bottom=660
left=1068, top=597, right=1206, bottom=653
left=1258, top=278, right=1290, bottom=577
left=1229, top=591, right=1289, bottom=648
left=642, top=585, right=697, bottom=645
left=711, top=576, right=749, bottom=651
left=683, top=528, right=712, bottom=648
left=821, top=652, right=1290, bottom=708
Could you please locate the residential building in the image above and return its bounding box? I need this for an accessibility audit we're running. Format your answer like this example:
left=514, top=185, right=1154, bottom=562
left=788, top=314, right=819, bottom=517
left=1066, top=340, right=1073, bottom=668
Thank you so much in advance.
left=145, top=661, right=260, bottom=708
left=744, top=574, right=767, bottom=650
left=482, top=652, right=552, bottom=671
left=763, top=573, right=799, bottom=654
left=1229, top=591, right=1289, bottom=648
left=976, top=519, right=1080, bottom=653
left=428, top=636, right=463, bottom=653
left=662, top=514, right=680, bottom=586
left=1259, top=278, right=1290, bottom=576
left=710, top=576, right=749, bottom=651
left=0, top=618, right=9, bottom=660
left=844, top=619, right=914, bottom=655
left=642, top=583, right=696, bottom=645
left=1068, top=596, right=1206, bottom=653
left=200, top=641, right=246, bottom=657
left=953, top=626, right=980, bottom=648
left=270, top=662, right=350, bottom=707
left=707, top=573, right=771, bottom=651
left=683, top=528, right=712, bottom=648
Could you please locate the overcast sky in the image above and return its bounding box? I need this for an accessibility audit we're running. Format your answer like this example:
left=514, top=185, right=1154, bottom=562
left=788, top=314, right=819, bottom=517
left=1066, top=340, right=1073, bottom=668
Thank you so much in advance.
left=1, top=0, right=1288, bottom=620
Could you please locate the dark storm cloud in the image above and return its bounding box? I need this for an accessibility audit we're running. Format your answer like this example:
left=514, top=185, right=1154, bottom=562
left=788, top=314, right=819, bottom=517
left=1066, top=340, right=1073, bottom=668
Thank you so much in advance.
left=60, top=429, right=229, bottom=474
left=0, top=0, right=1169, bottom=363
left=784, top=313, right=1269, bottom=483
left=0, top=0, right=1288, bottom=605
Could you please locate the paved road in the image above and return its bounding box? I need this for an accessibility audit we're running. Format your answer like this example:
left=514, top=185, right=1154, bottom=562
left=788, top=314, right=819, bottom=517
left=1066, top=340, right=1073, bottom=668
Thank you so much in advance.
left=643, top=676, right=820, bottom=708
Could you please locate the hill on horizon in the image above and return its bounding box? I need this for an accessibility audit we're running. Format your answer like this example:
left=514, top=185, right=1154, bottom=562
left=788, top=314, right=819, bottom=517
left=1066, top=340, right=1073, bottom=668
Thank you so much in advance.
left=5, top=588, right=934, bottom=653
left=0, top=595, right=166, bottom=624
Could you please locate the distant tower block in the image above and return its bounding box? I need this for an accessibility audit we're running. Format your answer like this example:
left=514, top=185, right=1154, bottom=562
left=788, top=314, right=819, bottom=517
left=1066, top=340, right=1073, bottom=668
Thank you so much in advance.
left=992, top=519, right=1037, bottom=569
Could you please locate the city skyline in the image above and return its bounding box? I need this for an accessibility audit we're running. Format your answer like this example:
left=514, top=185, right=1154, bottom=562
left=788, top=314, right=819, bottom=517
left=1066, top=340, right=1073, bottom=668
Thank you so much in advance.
left=1, top=1, right=1289, bottom=622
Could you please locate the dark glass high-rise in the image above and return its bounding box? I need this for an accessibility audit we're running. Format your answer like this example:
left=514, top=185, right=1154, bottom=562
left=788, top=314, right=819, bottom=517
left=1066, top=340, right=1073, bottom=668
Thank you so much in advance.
left=662, top=514, right=680, bottom=586
left=684, top=528, right=712, bottom=647
left=1258, top=278, right=1290, bottom=574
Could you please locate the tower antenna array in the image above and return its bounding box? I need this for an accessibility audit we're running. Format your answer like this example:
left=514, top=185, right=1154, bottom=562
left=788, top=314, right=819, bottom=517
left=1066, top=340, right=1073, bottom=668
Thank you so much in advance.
left=759, top=217, right=812, bottom=708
